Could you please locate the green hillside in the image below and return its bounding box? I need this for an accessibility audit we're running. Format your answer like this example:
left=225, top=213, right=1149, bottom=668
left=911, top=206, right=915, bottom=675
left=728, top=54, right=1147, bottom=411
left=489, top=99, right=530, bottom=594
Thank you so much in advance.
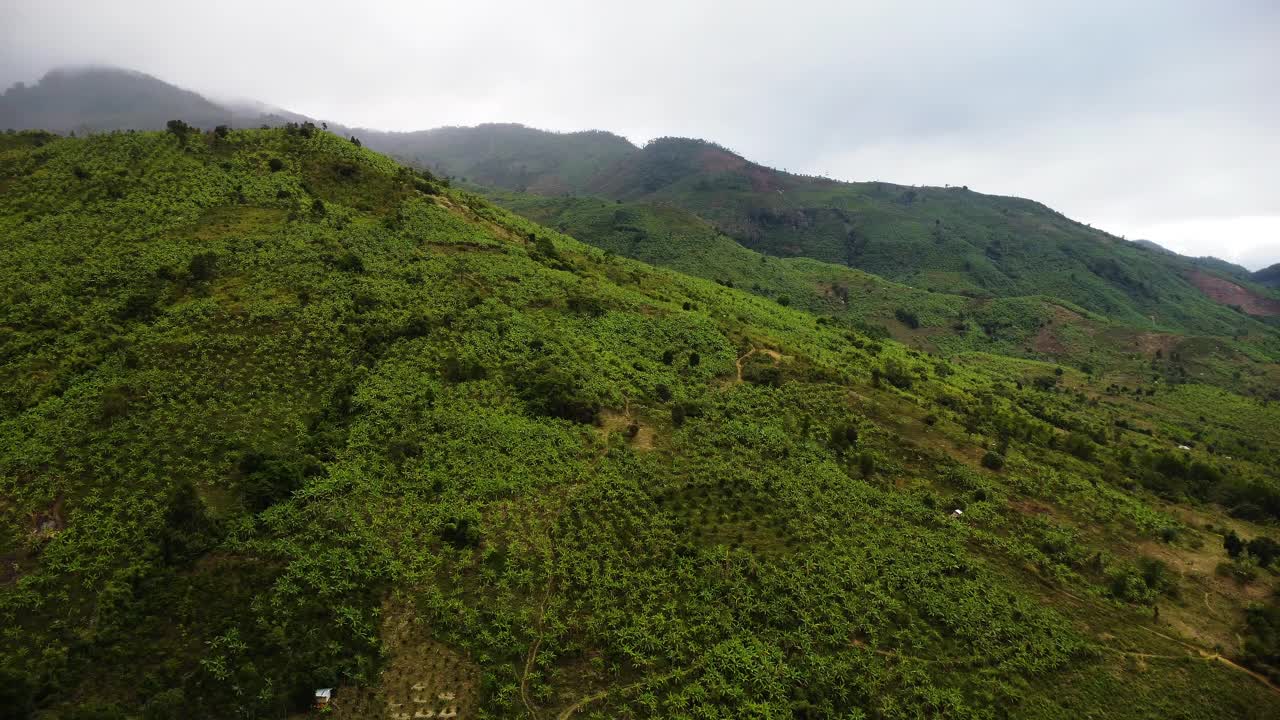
left=577, top=139, right=1276, bottom=337
left=5, top=68, right=1274, bottom=346
left=368, top=124, right=637, bottom=196
left=2, top=128, right=1280, bottom=719
left=490, top=192, right=1280, bottom=401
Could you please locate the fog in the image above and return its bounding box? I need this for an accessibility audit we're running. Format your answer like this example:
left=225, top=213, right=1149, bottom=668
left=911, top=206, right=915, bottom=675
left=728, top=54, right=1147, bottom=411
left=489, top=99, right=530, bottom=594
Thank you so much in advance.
left=4, top=0, right=1277, bottom=267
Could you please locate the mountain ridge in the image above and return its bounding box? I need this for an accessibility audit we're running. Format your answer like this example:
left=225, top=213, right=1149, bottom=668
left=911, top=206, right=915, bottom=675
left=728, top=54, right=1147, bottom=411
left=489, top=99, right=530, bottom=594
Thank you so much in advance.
left=3, top=65, right=1268, bottom=277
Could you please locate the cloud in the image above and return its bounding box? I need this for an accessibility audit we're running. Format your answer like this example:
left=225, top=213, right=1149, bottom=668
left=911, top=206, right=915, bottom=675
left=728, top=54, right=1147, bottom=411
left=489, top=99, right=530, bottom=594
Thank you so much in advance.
left=2, top=0, right=1277, bottom=266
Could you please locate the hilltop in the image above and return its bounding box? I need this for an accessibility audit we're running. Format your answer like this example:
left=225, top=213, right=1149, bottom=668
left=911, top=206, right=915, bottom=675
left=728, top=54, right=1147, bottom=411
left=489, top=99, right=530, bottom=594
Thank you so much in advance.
left=5, top=67, right=1276, bottom=333
left=1, top=126, right=1280, bottom=718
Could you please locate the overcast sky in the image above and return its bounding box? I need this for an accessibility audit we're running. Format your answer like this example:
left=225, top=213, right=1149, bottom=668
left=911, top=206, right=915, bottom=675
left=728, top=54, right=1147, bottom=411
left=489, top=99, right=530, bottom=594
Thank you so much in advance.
left=4, top=0, right=1277, bottom=268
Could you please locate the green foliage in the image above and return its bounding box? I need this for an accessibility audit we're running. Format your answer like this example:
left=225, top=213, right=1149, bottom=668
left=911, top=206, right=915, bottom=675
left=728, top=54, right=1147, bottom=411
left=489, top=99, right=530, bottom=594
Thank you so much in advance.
left=1247, top=536, right=1280, bottom=567
left=1224, top=530, right=1245, bottom=557
left=0, top=128, right=1275, bottom=719
left=895, top=307, right=921, bottom=329
left=982, top=450, right=1006, bottom=471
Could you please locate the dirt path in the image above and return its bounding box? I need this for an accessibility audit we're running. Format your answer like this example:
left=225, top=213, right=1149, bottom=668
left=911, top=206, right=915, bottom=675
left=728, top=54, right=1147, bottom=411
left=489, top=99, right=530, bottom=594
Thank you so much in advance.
left=1136, top=625, right=1280, bottom=695
left=520, top=580, right=556, bottom=718
left=735, top=346, right=759, bottom=382
left=555, top=666, right=696, bottom=720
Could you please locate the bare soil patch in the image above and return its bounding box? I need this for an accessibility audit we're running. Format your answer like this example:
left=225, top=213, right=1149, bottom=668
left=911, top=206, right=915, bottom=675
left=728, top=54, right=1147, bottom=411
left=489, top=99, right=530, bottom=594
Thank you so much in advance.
left=1187, top=270, right=1280, bottom=316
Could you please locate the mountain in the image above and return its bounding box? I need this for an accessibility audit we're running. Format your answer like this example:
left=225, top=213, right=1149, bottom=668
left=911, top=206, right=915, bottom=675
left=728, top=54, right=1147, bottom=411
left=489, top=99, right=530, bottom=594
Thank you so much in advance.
left=1255, top=263, right=1280, bottom=288
left=0, top=67, right=244, bottom=133
left=3, top=127, right=1280, bottom=718
left=5, top=67, right=1276, bottom=338
left=365, top=125, right=1280, bottom=342
left=367, top=123, right=637, bottom=195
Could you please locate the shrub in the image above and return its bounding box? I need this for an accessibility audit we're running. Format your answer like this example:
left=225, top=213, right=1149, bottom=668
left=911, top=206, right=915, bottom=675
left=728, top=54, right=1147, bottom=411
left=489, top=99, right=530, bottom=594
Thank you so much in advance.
left=334, top=251, right=364, bottom=273
left=440, top=517, right=481, bottom=548
left=567, top=290, right=606, bottom=316
left=1225, top=530, right=1245, bottom=558
left=238, top=452, right=310, bottom=513
left=1033, top=376, right=1058, bottom=391
left=186, top=251, right=218, bottom=284
left=671, top=401, right=704, bottom=428
left=1244, top=601, right=1280, bottom=677
left=981, top=451, right=1005, bottom=471
left=828, top=423, right=859, bottom=453
left=1248, top=536, right=1280, bottom=567
left=859, top=452, right=875, bottom=477
left=742, top=364, right=782, bottom=387
left=516, top=361, right=599, bottom=424
left=1217, top=558, right=1258, bottom=584
left=879, top=358, right=914, bottom=390
left=1064, top=432, right=1095, bottom=461
left=894, top=308, right=921, bottom=329
left=214, top=124, right=230, bottom=139
left=443, top=353, right=487, bottom=382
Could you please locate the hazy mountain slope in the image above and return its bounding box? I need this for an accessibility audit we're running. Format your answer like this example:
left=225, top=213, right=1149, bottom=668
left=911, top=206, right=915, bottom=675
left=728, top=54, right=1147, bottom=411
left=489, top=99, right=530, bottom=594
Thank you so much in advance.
left=1255, top=263, right=1280, bottom=289
left=0, top=67, right=240, bottom=133
left=2, top=128, right=1279, bottom=718
left=360, top=123, right=637, bottom=195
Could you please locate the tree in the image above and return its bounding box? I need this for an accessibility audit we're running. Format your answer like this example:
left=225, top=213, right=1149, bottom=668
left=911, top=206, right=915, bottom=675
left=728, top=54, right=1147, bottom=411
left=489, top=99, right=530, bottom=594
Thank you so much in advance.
left=859, top=452, right=876, bottom=477
left=894, top=308, right=920, bottom=329
left=1248, top=536, right=1280, bottom=567
left=214, top=124, right=230, bottom=139
left=828, top=423, right=858, bottom=453
left=982, top=451, right=1005, bottom=471
left=1224, top=530, right=1245, bottom=558
left=186, top=251, right=218, bottom=285
left=165, top=119, right=191, bottom=146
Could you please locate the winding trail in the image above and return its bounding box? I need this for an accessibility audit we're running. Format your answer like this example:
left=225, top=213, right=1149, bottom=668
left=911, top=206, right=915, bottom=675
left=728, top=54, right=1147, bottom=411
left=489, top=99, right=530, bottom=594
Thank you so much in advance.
left=735, top=346, right=759, bottom=382
left=520, top=579, right=556, bottom=718
left=556, top=666, right=696, bottom=720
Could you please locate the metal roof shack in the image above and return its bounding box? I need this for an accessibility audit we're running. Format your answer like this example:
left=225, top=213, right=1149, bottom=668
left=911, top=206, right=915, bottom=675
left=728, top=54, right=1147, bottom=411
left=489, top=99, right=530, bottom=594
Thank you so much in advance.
left=314, top=688, right=333, bottom=710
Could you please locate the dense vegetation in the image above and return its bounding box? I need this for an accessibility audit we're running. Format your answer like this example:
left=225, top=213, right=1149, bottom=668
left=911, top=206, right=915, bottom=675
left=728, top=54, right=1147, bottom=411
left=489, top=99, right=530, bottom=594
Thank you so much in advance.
left=487, top=192, right=1280, bottom=402
left=1, top=127, right=1278, bottom=720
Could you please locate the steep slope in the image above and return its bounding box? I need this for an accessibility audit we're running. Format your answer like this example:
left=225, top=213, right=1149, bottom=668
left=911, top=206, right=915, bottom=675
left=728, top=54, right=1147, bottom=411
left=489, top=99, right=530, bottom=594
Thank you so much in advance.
left=2, top=129, right=1280, bottom=718
left=579, top=139, right=1274, bottom=336
left=491, top=191, right=1280, bottom=399
left=5, top=67, right=1272, bottom=343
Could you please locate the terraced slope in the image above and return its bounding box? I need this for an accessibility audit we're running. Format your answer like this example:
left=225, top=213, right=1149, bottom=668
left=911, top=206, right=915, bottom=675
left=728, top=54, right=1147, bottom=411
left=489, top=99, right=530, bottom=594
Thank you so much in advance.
left=0, top=129, right=1278, bottom=719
